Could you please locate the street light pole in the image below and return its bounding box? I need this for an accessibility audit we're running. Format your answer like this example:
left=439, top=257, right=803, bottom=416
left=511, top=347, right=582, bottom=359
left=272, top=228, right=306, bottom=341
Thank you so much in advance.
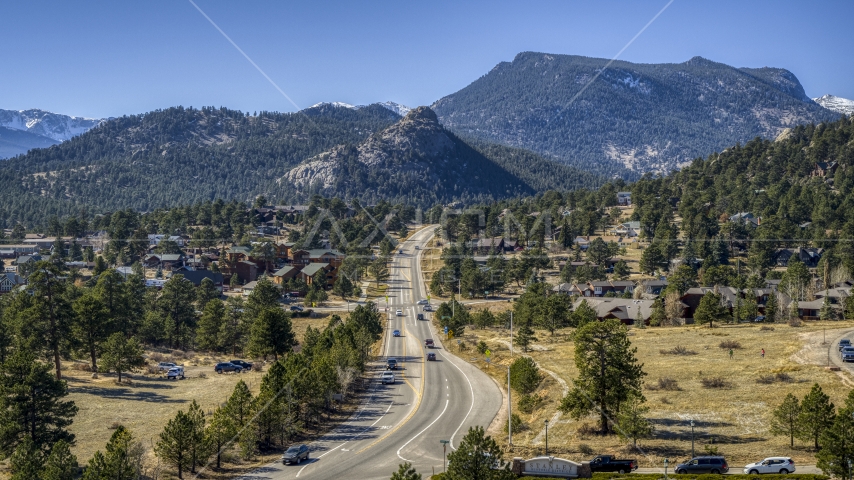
left=440, top=440, right=450, bottom=472
left=664, top=458, right=669, bottom=480
left=544, top=419, right=549, bottom=456
left=508, top=366, right=512, bottom=446
left=690, top=420, right=695, bottom=458
left=510, top=311, right=513, bottom=356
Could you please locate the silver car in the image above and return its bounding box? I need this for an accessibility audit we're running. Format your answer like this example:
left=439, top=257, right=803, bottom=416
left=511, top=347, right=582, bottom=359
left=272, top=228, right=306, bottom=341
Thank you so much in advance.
left=743, top=457, right=795, bottom=474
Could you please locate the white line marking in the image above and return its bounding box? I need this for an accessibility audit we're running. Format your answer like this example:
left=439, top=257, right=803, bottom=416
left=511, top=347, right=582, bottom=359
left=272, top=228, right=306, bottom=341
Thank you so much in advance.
left=397, top=399, right=450, bottom=462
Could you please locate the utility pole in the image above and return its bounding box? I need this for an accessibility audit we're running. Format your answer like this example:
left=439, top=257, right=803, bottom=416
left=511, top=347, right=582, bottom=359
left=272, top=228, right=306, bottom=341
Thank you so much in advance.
left=510, top=311, right=513, bottom=356
left=508, top=366, right=512, bottom=446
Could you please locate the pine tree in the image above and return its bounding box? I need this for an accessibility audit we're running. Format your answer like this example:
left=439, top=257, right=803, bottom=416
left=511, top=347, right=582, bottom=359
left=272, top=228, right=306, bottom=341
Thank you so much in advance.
left=155, top=410, right=194, bottom=479
left=100, top=333, right=145, bottom=383
left=204, top=406, right=236, bottom=469
left=694, top=292, right=729, bottom=328
left=333, top=274, right=355, bottom=300
left=560, top=319, right=645, bottom=434
left=769, top=393, right=801, bottom=447
left=158, top=275, right=198, bottom=349
left=513, top=318, right=537, bottom=353
left=42, top=440, right=77, bottom=480
left=225, top=380, right=253, bottom=428
left=446, top=426, right=515, bottom=480
left=765, top=291, right=778, bottom=324
left=196, top=299, right=226, bottom=352
left=9, top=437, right=41, bottom=480
left=246, top=308, right=296, bottom=361
left=816, top=405, right=854, bottom=479
left=616, top=396, right=653, bottom=448
left=187, top=400, right=208, bottom=473
left=72, top=290, right=112, bottom=371
left=797, top=383, right=835, bottom=449
left=196, top=277, right=220, bottom=307
left=82, top=426, right=135, bottom=480
left=0, top=349, right=78, bottom=457
left=391, top=462, right=422, bottom=480
left=509, top=357, right=541, bottom=395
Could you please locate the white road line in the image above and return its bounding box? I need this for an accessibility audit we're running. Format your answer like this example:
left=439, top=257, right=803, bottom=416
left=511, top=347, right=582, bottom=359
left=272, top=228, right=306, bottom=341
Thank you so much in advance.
left=437, top=348, right=476, bottom=450
left=396, top=399, right=450, bottom=462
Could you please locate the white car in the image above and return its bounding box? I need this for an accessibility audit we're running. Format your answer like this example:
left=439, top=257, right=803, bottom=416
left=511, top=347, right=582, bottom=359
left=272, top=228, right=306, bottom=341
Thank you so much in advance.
left=416, top=299, right=428, bottom=305
left=166, top=366, right=185, bottom=380
left=381, top=371, right=395, bottom=384
left=743, top=457, right=795, bottom=475
left=422, top=305, right=432, bottom=312
left=396, top=309, right=403, bottom=316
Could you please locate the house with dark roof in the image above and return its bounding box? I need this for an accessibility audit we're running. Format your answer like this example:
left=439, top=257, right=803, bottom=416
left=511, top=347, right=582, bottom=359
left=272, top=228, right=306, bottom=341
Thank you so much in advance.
left=680, top=287, right=740, bottom=321
left=297, top=262, right=334, bottom=287
left=236, top=260, right=259, bottom=283
left=177, top=270, right=224, bottom=290
left=272, top=265, right=299, bottom=285
left=640, top=279, right=668, bottom=295
left=617, top=192, right=632, bottom=206
left=812, top=161, right=838, bottom=177
left=0, top=273, right=25, bottom=294
left=572, top=298, right=654, bottom=325
left=773, top=247, right=823, bottom=268
left=729, top=212, right=761, bottom=227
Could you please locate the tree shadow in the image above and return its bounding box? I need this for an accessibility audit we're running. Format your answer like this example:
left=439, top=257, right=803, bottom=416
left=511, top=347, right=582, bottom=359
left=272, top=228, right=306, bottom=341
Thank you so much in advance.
left=70, top=385, right=184, bottom=403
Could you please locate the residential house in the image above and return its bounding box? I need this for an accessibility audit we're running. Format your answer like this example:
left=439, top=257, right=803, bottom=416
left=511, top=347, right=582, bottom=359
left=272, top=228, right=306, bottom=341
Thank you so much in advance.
left=680, top=287, right=740, bottom=321
left=275, top=241, right=296, bottom=261
left=773, top=247, right=823, bottom=268
left=574, top=237, right=590, bottom=251
left=147, top=235, right=188, bottom=247
left=0, top=273, right=25, bottom=294
left=0, top=244, right=39, bottom=258
left=241, top=280, right=258, bottom=296
left=552, top=283, right=581, bottom=295
left=143, top=254, right=184, bottom=270
left=291, top=249, right=345, bottom=282
left=272, top=265, right=299, bottom=285
left=814, top=286, right=851, bottom=305
left=236, top=260, right=259, bottom=283
left=614, top=221, right=641, bottom=237
left=472, top=237, right=505, bottom=254
left=812, top=161, right=838, bottom=177
left=572, top=297, right=654, bottom=325
left=729, top=212, right=761, bottom=227
left=640, top=279, right=668, bottom=296
left=177, top=270, right=224, bottom=290
left=586, top=280, right=634, bottom=297
left=796, top=299, right=824, bottom=319
left=617, top=192, right=632, bottom=206
left=297, top=262, right=334, bottom=287
left=503, top=239, right=521, bottom=252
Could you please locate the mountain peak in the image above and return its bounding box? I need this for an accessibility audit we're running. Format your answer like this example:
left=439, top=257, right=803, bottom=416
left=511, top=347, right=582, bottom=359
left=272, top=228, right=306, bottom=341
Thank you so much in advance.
left=403, top=106, right=438, bottom=123
left=813, top=94, right=854, bottom=116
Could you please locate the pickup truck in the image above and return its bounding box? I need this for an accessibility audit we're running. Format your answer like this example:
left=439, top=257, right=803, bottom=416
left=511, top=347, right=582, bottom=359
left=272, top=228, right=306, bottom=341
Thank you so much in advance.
left=588, top=455, right=638, bottom=473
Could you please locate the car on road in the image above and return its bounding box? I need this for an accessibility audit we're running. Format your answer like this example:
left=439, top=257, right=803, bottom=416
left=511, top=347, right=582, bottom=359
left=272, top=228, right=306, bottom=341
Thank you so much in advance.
left=427, top=353, right=436, bottom=361
left=229, top=360, right=253, bottom=371
left=282, top=444, right=310, bottom=465
left=842, top=348, right=854, bottom=362
left=157, top=362, right=177, bottom=372
left=417, top=299, right=429, bottom=305
left=381, top=371, right=395, bottom=384
left=166, top=366, right=185, bottom=380
left=423, top=305, right=432, bottom=312
left=414, top=245, right=420, bottom=250
left=215, top=362, right=243, bottom=374
left=743, top=457, right=795, bottom=474
left=393, top=329, right=401, bottom=337
left=588, top=455, right=638, bottom=473
left=386, top=358, right=398, bottom=370
left=675, top=456, right=729, bottom=475
left=290, top=305, right=304, bottom=312
left=399, top=249, right=403, bottom=254
left=417, top=313, right=424, bottom=320
left=425, top=338, right=434, bottom=348
left=839, top=339, right=851, bottom=351
left=396, top=309, right=403, bottom=316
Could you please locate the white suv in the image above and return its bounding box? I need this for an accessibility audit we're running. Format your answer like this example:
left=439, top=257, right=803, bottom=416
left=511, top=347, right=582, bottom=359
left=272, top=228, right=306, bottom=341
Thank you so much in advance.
left=166, top=366, right=185, bottom=380
left=743, top=457, right=795, bottom=474
left=381, top=372, right=395, bottom=384
left=157, top=362, right=176, bottom=372
left=396, top=309, right=403, bottom=316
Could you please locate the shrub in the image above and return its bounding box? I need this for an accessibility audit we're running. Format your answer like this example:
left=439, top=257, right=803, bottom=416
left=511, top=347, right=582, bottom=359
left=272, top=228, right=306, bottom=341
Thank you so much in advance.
left=171, top=350, right=184, bottom=359
left=476, top=341, right=488, bottom=354
left=660, top=397, right=671, bottom=404
left=758, top=372, right=795, bottom=384
left=757, top=375, right=775, bottom=384
left=509, top=357, right=541, bottom=395
left=150, top=352, right=165, bottom=362
left=109, top=422, right=121, bottom=430
left=198, top=372, right=207, bottom=379
left=788, top=318, right=803, bottom=327
left=517, top=393, right=541, bottom=414
left=760, top=325, right=775, bottom=331
left=578, top=443, right=594, bottom=455
left=657, top=377, right=681, bottom=391
left=701, top=377, right=732, bottom=389
left=71, top=363, right=92, bottom=372
left=503, top=413, right=525, bottom=434
left=719, top=340, right=742, bottom=349
left=660, top=345, right=697, bottom=355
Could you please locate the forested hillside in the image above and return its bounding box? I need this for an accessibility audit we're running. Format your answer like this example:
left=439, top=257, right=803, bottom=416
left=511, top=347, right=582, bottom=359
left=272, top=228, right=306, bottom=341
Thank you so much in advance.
left=433, top=52, right=840, bottom=177
left=0, top=104, right=401, bottom=226
left=277, top=107, right=604, bottom=206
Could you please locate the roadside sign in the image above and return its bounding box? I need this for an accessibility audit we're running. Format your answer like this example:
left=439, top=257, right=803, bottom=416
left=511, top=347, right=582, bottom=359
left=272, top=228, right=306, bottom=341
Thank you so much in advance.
left=485, top=349, right=491, bottom=357
left=448, top=330, right=454, bottom=339
left=444, top=326, right=449, bottom=334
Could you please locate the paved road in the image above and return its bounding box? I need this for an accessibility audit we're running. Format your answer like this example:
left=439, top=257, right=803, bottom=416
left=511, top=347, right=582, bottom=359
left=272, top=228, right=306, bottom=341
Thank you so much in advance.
left=237, top=227, right=502, bottom=479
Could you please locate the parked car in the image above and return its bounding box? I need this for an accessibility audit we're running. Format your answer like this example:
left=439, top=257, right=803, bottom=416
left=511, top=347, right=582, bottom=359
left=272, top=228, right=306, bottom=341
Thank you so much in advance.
left=425, top=338, right=434, bottom=348
left=427, top=353, right=436, bottom=361
left=166, top=366, right=185, bottom=380
left=396, top=309, right=403, bottom=316
left=381, top=371, right=395, bottom=384
left=675, top=456, right=729, bottom=475
left=588, top=455, right=638, bottom=473
left=157, top=362, right=177, bottom=372
left=393, top=330, right=401, bottom=337
left=282, top=444, right=310, bottom=465
left=215, top=362, right=243, bottom=374
left=839, top=339, right=851, bottom=351
left=743, top=457, right=795, bottom=474
left=417, top=299, right=429, bottom=305
left=290, top=305, right=304, bottom=312
left=229, top=360, right=253, bottom=371
left=417, top=313, right=425, bottom=320
left=842, top=348, right=854, bottom=363
left=386, top=358, right=398, bottom=370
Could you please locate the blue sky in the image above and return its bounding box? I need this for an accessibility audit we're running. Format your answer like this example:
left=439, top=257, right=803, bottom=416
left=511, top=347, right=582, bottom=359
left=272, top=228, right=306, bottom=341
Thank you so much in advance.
left=3, top=0, right=853, bottom=118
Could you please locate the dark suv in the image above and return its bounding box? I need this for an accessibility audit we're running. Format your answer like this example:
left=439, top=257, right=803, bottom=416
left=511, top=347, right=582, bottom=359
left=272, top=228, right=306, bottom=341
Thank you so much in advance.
left=229, top=360, right=254, bottom=371
left=282, top=444, right=309, bottom=464
left=675, top=456, right=729, bottom=475
left=215, top=362, right=243, bottom=374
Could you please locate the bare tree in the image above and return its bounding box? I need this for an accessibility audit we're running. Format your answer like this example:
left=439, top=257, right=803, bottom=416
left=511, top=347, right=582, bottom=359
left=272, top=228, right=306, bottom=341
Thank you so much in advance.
left=664, top=292, right=685, bottom=326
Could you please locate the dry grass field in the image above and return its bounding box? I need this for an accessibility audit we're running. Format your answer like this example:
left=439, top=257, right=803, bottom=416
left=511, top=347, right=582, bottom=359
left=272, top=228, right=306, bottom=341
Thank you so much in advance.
left=451, top=315, right=854, bottom=467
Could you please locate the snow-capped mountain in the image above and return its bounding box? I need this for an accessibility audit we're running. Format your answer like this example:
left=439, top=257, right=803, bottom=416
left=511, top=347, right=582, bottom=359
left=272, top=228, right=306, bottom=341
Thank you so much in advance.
left=813, top=94, right=854, bottom=116
left=0, top=109, right=104, bottom=142
left=307, top=101, right=412, bottom=117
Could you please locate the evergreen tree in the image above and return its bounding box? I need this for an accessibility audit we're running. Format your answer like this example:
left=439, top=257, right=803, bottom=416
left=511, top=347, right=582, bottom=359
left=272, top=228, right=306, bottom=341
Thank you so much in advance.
left=816, top=405, right=854, bottom=479
left=509, top=357, right=541, bottom=395
left=571, top=299, right=597, bottom=327
left=333, top=274, right=356, bottom=301
left=196, top=277, right=220, bottom=307
left=225, top=380, right=253, bottom=428
left=42, top=440, right=77, bottom=480
left=765, top=291, right=779, bottom=323
left=82, top=426, right=135, bottom=480
left=244, top=278, right=281, bottom=320
left=446, top=426, right=514, bottom=480
left=0, top=349, right=77, bottom=457
left=797, top=383, right=835, bottom=449
left=513, top=317, right=537, bottom=353
left=100, top=333, right=145, bottom=383
left=559, top=319, right=645, bottom=434
left=246, top=308, right=296, bottom=361
left=158, top=275, right=198, bottom=349
left=187, top=400, right=208, bottom=474
left=204, top=406, right=236, bottom=469
left=391, top=462, right=422, bottom=480
left=9, top=437, right=41, bottom=480
left=770, top=393, right=801, bottom=448
left=155, top=410, right=194, bottom=479
left=196, top=299, right=226, bottom=352
left=219, top=297, right=246, bottom=355
left=613, top=259, right=630, bottom=280
left=616, top=396, right=653, bottom=448
left=694, top=291, right=729, bottom=328
left=72, top=290, right=111, bottom=371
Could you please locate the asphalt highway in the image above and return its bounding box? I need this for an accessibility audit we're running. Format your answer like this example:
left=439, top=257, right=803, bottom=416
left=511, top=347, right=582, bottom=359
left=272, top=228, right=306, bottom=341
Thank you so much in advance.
left=237, top=226, right=502, bottom=479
